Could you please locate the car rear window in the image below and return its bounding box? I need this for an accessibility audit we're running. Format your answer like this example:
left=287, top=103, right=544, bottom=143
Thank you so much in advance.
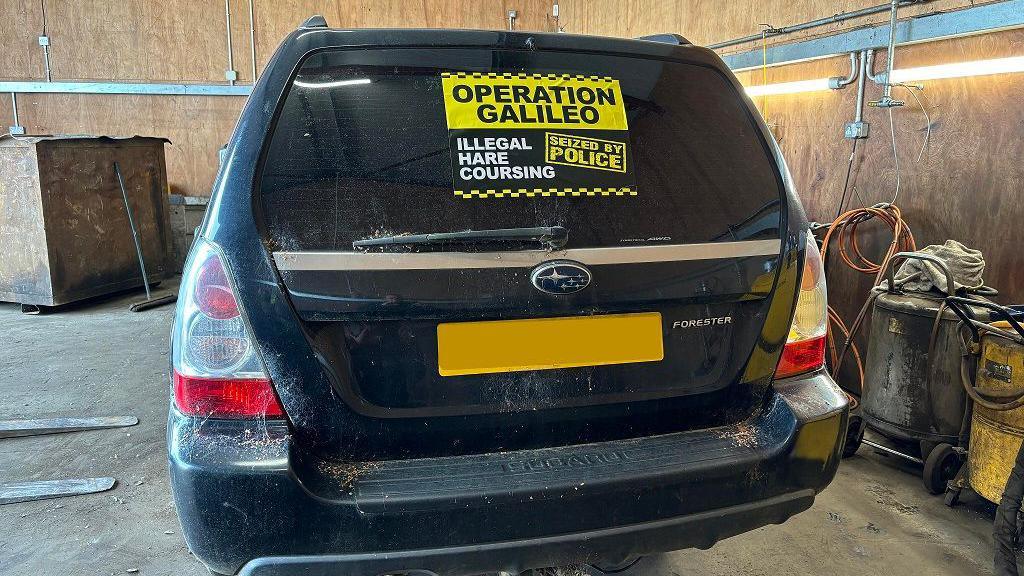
left=258, top=47, right=783, bottom=250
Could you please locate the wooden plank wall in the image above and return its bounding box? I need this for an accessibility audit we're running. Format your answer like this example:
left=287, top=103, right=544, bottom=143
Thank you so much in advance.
left=1, top=1, right=1021, bottom=312
left=557, top=0, right=975, bottom=46
left=0, top=0, right=554, bottom=197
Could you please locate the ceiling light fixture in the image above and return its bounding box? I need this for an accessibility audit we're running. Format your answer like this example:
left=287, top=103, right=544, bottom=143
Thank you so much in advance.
left=888, top=55, right=1024, bottom=83
left=744, top=55, right=1024, bottom=98
left=293, top=78, right=372, bottom=89
left=744, top=78, right=834, bottom=97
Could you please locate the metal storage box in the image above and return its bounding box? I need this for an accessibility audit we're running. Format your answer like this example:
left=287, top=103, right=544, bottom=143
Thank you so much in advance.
left=0, top=135, right=172, bottom=307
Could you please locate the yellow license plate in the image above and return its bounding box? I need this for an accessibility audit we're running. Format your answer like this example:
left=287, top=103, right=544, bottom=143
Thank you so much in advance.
left=436, top=312, right=664, bottom=377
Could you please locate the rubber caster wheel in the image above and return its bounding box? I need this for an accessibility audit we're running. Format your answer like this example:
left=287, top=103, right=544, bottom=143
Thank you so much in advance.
left=944, top=485, right=962, bottom=507
left=923, top=443, right=962, bottom=495
left=842, top=415, right=865, bottom=459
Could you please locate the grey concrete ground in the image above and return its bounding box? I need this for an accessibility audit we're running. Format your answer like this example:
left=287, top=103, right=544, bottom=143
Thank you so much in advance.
left=0, top=283, right=999, bottom=575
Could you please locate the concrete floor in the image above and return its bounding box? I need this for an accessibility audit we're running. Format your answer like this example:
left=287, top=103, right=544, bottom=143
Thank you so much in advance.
left=0, top=284, right=1001, bottom=576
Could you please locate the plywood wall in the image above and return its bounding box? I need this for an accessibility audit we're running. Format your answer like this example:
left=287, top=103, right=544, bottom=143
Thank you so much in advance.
left=1, top=0, right=1021, bottom=311
left=557, top=0, right=977, bottom=47
left=743, top=28, right=1024, bottom=318
left=0, top=0, right=554, bottom=197
left=555, top=0, right=1024, bottom=384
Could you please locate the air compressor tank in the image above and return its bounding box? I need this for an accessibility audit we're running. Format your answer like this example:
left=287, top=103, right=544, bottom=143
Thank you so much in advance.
left=861, top=291, right=969, bottom=452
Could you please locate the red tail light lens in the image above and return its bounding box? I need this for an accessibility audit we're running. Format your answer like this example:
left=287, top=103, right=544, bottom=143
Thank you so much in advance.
left=172, top=239, right=284, bottom=419
left=775, top=235, right=828, bottom=379
left=775, top=334, right=826, bottom=379
left=194, top=255, right=240, bottom=320
left=173, top=371, right=284, bottom=418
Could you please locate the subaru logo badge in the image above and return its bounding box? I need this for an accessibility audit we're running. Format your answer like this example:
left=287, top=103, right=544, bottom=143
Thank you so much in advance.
left=530, top=261, right=592, bottom=295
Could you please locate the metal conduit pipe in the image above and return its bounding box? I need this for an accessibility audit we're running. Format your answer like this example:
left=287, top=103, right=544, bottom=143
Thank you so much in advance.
left=248, top=0, right=258, bottom=83
left=9, top=92, right=25, bottom=135
left=41, top=43, right=52, bottom=82
left=855, top=51, right=868, bottom=123
left=882, top=0, right=900, bottom=101
left=829, top=52, right=860, bottom=89
left=865, top=49, right=883, bottom=83
left=224, top=0, right=236, bottom=85
left=707, top=0, right=929, bottom=50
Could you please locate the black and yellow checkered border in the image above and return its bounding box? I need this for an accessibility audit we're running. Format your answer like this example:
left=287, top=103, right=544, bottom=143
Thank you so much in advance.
left=454, top=188, right=636, bottom=199
left=441, top=72, right=615, bottom=82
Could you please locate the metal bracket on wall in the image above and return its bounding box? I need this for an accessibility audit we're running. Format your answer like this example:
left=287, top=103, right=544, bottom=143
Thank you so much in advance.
left=721, top=0, right=1024, bottom=72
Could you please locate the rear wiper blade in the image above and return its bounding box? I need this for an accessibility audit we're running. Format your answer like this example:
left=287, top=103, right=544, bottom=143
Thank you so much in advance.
left=353, top=226, right=568, bottom=250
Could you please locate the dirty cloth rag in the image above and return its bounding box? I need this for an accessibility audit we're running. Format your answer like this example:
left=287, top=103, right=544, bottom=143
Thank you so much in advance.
left=892, top=239, right=985, bottom=294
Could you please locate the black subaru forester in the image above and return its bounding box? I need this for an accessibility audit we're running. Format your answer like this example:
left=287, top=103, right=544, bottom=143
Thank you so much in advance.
left=169, top=16, right=848, bottom=576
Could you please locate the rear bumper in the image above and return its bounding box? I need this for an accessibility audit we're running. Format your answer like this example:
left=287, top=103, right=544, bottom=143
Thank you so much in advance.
left=169, top=370, right=847, bottom=575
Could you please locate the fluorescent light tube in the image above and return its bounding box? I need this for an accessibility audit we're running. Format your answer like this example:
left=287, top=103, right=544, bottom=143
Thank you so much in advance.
left=744, top=78, right=833, bottom=97
left=293, top=78, right=372, bottom=89
left=889, top=55, right=1024, bottom=83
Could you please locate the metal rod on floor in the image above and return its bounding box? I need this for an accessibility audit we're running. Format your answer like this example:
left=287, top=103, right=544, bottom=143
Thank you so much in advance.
left=0, top=478, right=116, bottom=505
left=0, top=416, right=138, bottom=439
left=11, top=92, right=19, bottom=125
left=115, top=162, right=151, bottom=301
left=863, top=438, right=923, bottom=464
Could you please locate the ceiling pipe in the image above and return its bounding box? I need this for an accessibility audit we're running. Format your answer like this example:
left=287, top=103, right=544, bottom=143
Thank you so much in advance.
left=708, top=0, right=929, bottom=50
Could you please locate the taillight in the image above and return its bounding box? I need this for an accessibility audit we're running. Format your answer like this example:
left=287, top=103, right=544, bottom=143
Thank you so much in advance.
left=171, top=239, right=284, bottom=419
left=775, top=235, right=828, bottom=379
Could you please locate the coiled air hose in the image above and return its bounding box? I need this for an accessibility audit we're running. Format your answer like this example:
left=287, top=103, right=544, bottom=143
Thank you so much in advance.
left=818, top=203, right=916, bottom=395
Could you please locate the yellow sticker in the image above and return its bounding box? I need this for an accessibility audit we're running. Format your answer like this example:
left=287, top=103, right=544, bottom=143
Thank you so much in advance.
left=544, top=132, right=627, bottom=173
left=441, top=72, right=628, bottom=130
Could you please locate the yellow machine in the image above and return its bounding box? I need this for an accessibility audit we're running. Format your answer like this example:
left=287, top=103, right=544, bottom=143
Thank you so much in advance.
left=967, top=322, right=1024, bottom=503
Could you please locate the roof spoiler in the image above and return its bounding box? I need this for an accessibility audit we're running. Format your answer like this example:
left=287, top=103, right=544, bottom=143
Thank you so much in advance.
left=301, top=14, right=329, bottom=28
left=636, top=33, right=691, bottom=45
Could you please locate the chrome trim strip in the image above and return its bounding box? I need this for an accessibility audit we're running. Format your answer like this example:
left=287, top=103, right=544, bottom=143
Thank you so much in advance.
left=273, top=239, right=781, bottom=271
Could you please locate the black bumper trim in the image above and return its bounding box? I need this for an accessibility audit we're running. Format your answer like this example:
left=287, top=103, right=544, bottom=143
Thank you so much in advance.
left=240, top=490, right=814, bottom=576
left=170, top=370, right=847, bottom=575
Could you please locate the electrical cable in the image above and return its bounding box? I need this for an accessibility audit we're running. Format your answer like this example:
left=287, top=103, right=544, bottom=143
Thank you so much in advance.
left=835, top=138, right=859, bottom=219
left=897, top=84, right=932, bottom=162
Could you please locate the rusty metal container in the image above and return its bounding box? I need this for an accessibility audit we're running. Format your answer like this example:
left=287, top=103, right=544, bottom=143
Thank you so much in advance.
left=0, top=135, right=172, bottom=307
left=861, top=291, right=969, bottom=449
